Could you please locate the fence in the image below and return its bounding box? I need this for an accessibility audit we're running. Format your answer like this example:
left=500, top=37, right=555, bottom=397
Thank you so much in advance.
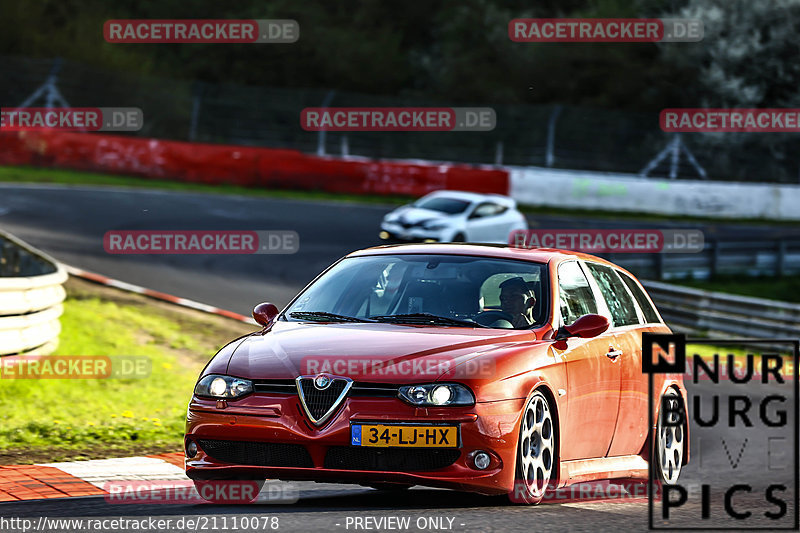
left=2, top=54, right=800, bottom=183
left=0, top=230, right=66, bottom=356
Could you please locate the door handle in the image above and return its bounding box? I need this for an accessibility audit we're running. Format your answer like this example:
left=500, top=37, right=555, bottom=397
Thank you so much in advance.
left=606, top=346, right=623, bottom=360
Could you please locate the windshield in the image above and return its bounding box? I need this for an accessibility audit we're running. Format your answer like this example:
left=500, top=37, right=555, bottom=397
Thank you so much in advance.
left=284, top=254, right=548, bottom=329
left=413, top=197, right=471, bottom=215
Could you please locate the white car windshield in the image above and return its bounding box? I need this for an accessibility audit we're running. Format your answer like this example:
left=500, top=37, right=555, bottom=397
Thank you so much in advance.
left=284, top=254, right=548, bottom=329
left=414, top=197, right=471, bottom=214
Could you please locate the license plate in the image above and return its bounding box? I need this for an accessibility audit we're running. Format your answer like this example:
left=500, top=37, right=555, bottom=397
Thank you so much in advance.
left=351, top=424, right=458, bottom=448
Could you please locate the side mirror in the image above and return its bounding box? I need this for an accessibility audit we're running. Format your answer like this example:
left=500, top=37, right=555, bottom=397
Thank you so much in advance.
left=555, top=314, right=610, bottom=341
left=253, top=302, right=279, bottom=327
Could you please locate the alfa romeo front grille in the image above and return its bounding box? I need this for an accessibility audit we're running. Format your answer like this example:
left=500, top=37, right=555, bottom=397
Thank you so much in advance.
left=296, top=375, right=353, bottom=425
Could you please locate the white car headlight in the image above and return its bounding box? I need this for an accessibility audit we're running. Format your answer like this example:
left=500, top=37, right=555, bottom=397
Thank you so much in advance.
left=398, top=383, right=474, bottom=406
left=422, top=221, right=449, bottom=230
left=194, top=374, right=253, bottom=399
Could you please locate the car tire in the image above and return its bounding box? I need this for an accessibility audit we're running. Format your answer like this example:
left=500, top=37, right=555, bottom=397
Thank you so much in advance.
left=193, top=479, right=265, bottom=504
left=655, top=388, right=686, bottom=485
left=508, top=390, right=557, bottom=505
left=452, top=232, right=466, bottom=242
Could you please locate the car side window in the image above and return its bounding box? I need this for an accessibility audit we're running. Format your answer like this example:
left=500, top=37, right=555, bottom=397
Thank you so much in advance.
left=585, top=263, right=640, bottom=327
left=557, top=262, right=598, bottom=326
left=619, top=271, right=661, bottom=324
left=471, top=202, right=503, bottom=218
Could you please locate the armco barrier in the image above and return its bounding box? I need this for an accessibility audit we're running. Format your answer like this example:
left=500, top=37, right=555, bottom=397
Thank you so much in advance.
left=0, top=230, right=66, bottom=356
left=0, top=131, right=509, bottom=197
left=643, top=280, right=800, bottom=340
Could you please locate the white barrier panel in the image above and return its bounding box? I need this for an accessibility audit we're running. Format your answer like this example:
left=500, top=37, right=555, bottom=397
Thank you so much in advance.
left=0, top=230, right=67, bottom=356
left=508, top=166, right=800, bottom=221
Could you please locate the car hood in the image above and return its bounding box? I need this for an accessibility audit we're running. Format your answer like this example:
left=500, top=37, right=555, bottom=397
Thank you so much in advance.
left=220, top=321, right=539, bottom=383
left=385, top=206, right=452, bottom=225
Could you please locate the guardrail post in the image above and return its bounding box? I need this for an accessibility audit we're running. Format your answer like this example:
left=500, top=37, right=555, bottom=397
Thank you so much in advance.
left=655, top=252, right=665, bottom=280
left=710, top=240, right=720, bottom=278
left=777, top=239, right=787, bottom=278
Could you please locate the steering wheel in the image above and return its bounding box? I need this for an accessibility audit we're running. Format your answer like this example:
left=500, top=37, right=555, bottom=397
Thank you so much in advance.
left=473, top=310, right=516, bottom=328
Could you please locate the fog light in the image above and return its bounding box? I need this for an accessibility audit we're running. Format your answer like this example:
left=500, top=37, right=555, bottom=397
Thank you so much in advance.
left=186, top=440, right=198, bottom=458
left=474, top=451, right=491, bottom=470
left=379, top=231, right=390, bottom=240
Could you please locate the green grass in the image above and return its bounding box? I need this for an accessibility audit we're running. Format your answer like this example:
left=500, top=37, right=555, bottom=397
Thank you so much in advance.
left=2, top=164, right=796, bottom=225
left=674, top=275, right=800, bottom=304
left=0, top=282, right=251, bottom=456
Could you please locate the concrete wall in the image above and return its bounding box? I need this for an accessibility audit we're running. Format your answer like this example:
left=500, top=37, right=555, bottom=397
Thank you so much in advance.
left=509, top=166, right=800, bottom=220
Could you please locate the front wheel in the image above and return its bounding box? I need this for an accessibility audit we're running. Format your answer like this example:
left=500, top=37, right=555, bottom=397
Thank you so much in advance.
left=509, top=390, right=556, bottom=504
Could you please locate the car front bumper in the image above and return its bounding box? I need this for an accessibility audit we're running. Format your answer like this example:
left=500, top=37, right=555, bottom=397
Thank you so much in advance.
left=379, top=223, right=446, bottom=243
left=185, top=394, right=524, bottom=495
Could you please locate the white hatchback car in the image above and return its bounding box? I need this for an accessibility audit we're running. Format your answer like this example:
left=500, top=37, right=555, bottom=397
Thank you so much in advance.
left=379, top=190, right=528, bottom=243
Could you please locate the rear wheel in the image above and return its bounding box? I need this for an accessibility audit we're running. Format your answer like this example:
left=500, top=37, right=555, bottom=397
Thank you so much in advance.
left=655, top=389, right=685, bottom=485
left=509, top=390, right=556, bottom=504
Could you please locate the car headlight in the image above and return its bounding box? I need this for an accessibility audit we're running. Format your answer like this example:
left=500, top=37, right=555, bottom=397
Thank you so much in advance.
left=398, top=383, right=474, bottom=406
left=194, top=374, right=253, bottom=399
left=422, top=221, right=448, bottom=230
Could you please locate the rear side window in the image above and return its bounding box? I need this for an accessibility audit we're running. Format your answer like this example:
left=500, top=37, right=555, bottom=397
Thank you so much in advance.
left=585, top=263, right=640, bottom=327
left=619, top=272, right=661, bottom=324
left=557, top=262, right=598, bottom=326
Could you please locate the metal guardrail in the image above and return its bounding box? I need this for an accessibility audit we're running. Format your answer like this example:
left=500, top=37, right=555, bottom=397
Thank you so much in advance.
left=643, top=280, right=800, bottom=343
left=605, top=238, right=800, bottom=281
left=0, top=230, right=66, bottom=356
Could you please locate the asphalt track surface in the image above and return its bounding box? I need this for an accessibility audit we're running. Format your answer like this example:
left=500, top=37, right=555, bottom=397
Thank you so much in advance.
left=1, top=184, right=798, bottom=531
left=2, top=183, right=799, bottom=315
left=1, top=376, right=796, bottom=532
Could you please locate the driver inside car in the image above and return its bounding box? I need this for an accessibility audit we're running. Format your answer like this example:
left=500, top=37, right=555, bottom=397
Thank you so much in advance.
left=496, top=276, right=536, bottom=328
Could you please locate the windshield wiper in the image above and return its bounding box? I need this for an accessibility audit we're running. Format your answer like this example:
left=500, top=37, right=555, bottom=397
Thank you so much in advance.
left=369, top=313, right=488, bottom=328
left=289, top=311, right=376, bottom=323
